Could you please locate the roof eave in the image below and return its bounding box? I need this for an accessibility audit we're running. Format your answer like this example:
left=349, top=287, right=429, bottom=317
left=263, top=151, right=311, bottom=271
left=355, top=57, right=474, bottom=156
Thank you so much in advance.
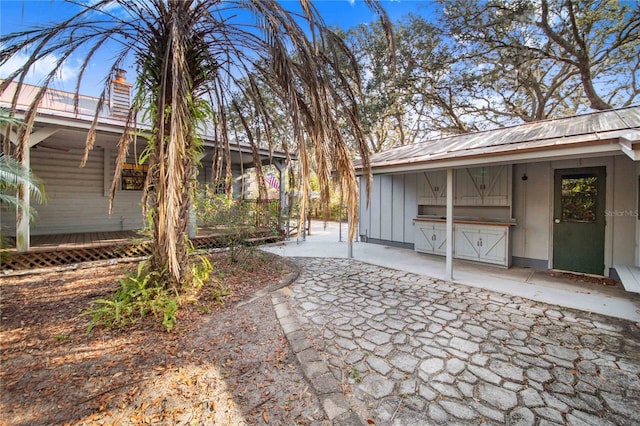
left=8, top=110, right=295, bottom=161
left=355, top=138, right=627, bottom=176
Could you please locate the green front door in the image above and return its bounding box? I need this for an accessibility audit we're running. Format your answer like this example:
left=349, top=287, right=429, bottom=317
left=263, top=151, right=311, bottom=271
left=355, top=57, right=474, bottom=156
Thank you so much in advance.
left=553, top=167, right=606, bottom=275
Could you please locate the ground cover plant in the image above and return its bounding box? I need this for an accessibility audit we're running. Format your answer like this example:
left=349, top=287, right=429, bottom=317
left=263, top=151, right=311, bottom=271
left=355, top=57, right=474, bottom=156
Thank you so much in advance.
left=0, top=252, right=326, bottom=425
left=1, top=0, right=390, bottom=292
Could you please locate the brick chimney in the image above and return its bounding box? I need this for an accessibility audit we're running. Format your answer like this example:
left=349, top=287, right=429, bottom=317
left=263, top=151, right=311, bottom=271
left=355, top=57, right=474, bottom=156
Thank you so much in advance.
left=110, top=68, right=132, bottom=118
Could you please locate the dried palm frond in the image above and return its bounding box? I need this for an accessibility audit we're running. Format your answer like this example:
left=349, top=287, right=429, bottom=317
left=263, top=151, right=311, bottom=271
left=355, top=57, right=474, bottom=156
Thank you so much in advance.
left=0, top=0, right=392, bottom=287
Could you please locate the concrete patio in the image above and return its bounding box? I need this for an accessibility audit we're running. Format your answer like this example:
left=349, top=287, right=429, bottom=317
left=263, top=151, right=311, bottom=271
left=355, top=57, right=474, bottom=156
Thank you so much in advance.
left=264, top=220, right=640, bottom=323
left=265, top=220, right=640, bottom=425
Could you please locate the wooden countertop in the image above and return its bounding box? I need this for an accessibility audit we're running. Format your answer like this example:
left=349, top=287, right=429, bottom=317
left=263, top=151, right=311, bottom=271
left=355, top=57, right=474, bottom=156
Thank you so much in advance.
left=413, top=217, right=517, bottom=227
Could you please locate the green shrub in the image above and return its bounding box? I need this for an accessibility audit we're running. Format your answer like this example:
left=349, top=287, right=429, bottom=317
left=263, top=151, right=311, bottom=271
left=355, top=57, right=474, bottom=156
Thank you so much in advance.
left=83, top=262, right=179, bottom=333
left=189, top=254, right=213, bottom=289
left=84, top=254, right=217, bottom=333
left=193, top=184, right=280, bottom=263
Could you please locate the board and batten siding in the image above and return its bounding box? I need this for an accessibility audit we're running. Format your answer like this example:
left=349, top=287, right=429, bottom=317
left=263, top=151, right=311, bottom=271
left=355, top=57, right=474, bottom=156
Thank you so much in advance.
left=512, top=162, right=551, bottom=263
left=359, top=173, right=417, bottom=244
left=610, top=155, right=636, bottom=267
left=512, top=155, right=637, bottom=270
left=1, top=147, right=145, bottom=236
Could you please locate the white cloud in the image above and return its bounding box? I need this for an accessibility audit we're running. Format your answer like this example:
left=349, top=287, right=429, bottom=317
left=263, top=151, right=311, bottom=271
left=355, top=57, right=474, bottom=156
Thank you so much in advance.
left=0, top=46, right=80, bottom=85
left=82, top=0, right=134, bottom=15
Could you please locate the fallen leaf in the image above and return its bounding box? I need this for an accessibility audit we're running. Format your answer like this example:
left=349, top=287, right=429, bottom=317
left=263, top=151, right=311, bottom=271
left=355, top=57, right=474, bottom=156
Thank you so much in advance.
left=262, top=410, right=269, bottom=424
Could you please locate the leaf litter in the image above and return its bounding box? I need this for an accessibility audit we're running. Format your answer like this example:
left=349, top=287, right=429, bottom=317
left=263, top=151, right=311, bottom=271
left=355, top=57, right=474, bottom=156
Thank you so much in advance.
left=0, top=252, right=328, bottom=425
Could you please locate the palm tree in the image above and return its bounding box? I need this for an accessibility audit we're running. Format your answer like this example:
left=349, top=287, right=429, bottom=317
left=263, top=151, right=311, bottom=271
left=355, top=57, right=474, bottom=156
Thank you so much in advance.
left=0, top=109, right=44, bottom=218
left=0, top=0, right=391, bottom=288
left=0, top=153, right=44, bottom=214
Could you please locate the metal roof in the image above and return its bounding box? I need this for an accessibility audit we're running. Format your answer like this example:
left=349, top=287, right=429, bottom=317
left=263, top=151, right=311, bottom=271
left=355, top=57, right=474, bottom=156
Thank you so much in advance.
left=0, top=80, right=293, bottom=161
left=358, top=106, right=640, bottom=173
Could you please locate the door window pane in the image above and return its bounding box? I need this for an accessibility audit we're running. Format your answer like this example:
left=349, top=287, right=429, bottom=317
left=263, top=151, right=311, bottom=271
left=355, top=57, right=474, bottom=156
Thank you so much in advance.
left=561, top=176, right=597, bottom=222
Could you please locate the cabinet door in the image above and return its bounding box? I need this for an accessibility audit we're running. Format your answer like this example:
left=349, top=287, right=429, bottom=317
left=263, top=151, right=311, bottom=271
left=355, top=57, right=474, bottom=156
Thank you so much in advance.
left=455, top=168, right=484, bottom=205
left=454, top=226, right=481, bottom=260
left=455, top=166, right=511, bottom=206
left=428, top=170, right=447, bottom=204
left=418, top=171, right=447, bottom=205
left=482, top=165, right=510, bottom=206
left=414, top=223, right=434, bottom=253
left=416, top=172, right=429, bottom=204
left=478, top=227, right=508, bottom=265
left=433, top=223, right=448, bottom=255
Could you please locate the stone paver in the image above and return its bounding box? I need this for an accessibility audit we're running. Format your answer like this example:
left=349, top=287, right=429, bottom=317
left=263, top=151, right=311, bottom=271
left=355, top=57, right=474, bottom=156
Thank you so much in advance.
left=281, top=258, right=640, bottom=425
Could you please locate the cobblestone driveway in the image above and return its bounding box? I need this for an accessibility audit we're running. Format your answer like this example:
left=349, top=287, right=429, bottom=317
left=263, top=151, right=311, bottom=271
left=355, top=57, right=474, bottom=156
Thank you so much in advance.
left=289, top=258, right=640, bottom=425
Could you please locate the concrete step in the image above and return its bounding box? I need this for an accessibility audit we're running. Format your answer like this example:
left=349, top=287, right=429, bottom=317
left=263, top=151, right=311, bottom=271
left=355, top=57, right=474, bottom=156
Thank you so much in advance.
left=614, top=264, right=640, bottom=294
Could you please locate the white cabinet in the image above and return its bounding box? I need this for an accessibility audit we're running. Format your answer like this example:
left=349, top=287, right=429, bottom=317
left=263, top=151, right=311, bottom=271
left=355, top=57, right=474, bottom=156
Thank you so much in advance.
left=417, top=166, right=511, bottom=206
left=455, top=165, right=511, bottom=206
left=454, top=224, right=510, bottom=266
left=414, top=221, right=447, bottom=255
left=417, top=171, right=447, bottom=205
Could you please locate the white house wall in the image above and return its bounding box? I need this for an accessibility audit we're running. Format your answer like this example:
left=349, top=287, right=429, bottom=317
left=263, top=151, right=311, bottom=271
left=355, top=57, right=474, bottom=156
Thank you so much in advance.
left=512, top=162, right=551, bottom=263
left=637, top=163, right=640, bottom=267
left=610, top=155, right=636, bottom=267
left=0, top=149, right=281, bottom=238
left=37, top=147, right=143, bottom=234
left=359, top=173, right=417, bottom=245
left=403, top=174, right=417, bottom=243
left=358, top=177, right=369, bottom=238
left=368, top=175, right=381, bottom=239
left=512, top=154, right=637, bottom=272
left=2, top=148, right=145, bottom=236
left=391, top=175, right=404, bottom=240
left=380, top=175, right=393, bottom=240
left=358, top=153, right=637, bottom=275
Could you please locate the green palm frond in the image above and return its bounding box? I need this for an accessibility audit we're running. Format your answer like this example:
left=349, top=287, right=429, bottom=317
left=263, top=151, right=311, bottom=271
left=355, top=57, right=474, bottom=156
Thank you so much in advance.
left=0, top=153, right=46, bottom=209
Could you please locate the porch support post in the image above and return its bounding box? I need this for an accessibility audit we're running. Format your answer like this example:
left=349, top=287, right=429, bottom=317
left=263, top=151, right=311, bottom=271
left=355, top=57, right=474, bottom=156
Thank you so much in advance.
left=16, top=150, right=31, bottom=252
left=445, top=168, right=454, bottom=281
left=187, top=201, right=197, bottom=238
left=275, top=160, right=286, bottom=232
left=188, top=152, right=206, bottom=239
left=16, top=128, right=58, bottom=252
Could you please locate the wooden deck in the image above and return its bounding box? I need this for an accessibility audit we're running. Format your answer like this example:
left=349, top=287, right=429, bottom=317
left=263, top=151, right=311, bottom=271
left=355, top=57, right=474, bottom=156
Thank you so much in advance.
left=1, top=228, right=281, bottom=271
left=28, top=231, right=143, bottom=251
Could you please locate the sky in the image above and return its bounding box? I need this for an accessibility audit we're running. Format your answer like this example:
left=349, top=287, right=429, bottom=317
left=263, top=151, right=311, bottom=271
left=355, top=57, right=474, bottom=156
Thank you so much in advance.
left=0, top=0, right=438, bottom=96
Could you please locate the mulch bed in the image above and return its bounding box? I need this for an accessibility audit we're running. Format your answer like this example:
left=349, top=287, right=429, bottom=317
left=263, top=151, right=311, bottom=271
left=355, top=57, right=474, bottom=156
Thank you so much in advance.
left=547, top=270, right=620, bottom=287
left=0, top=251, right=326, bottom=425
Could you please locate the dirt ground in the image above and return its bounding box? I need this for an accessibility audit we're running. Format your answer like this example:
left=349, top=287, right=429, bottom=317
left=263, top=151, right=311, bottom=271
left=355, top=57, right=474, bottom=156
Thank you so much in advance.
left=0, top=251, right=327, bottom=425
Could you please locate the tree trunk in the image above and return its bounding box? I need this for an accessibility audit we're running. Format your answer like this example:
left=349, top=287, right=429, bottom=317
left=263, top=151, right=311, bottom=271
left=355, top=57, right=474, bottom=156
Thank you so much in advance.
left=578, top=63, right=612, bottom=110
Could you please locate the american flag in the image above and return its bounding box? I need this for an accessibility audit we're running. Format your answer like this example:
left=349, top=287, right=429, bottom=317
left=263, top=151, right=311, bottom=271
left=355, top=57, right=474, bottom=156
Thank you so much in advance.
left=265, top=174, right=280, bottom=189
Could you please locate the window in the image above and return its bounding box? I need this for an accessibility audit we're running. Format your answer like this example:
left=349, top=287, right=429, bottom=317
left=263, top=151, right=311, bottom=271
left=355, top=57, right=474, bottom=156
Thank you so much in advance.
left=121, top=163, right=148, bottom=191
left=560, top=175, right=597, bottom=222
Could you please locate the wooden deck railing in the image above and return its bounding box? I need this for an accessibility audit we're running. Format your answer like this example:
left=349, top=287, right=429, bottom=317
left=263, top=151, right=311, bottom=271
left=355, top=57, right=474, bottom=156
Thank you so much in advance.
left=1, top=228, right=281, bottom=271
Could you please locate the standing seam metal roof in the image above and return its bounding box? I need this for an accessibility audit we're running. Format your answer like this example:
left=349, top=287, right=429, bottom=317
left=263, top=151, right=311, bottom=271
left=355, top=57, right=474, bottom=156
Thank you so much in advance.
left=358, top=106, right=640, bottom=170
